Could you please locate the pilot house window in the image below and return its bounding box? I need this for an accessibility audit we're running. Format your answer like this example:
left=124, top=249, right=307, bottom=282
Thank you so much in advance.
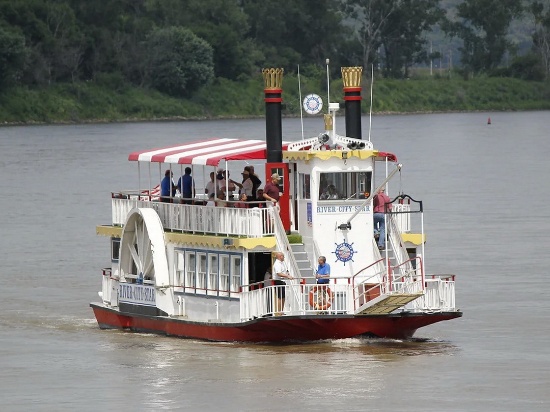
left=318, top=171, right=372, bottom=201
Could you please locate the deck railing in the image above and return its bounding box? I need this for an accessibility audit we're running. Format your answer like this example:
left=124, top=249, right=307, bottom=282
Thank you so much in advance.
left=111, top=196, right=275, bottom=237
left=239, top=269, right=454, bottom=321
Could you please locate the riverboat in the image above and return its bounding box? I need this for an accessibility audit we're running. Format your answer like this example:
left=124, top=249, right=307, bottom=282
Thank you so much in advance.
left=91, top=67, right=462, bottom=342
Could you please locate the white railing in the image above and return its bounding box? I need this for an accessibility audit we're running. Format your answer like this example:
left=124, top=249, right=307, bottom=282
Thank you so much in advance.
left=111, top=197, right=275, bottom=237
left=405, top=275, right=456, bottom=312
left=240, top=266, right=449, bottom=321
left=240, top=281, right=355, bottom=320
left=392, top=203, right=411, bottom=232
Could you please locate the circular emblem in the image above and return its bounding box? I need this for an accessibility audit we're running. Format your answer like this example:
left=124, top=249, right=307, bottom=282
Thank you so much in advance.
left=303, top=94, right=323, bottom=115
left=332, top=241, right=356, bottom=265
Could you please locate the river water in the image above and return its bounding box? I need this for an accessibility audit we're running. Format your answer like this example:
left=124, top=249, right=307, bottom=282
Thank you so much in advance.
left=1, top=111, right=549, bottom=411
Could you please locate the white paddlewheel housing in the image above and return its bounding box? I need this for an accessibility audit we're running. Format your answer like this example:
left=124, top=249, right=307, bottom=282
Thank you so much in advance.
left=118, top=208, right=175, bottom=316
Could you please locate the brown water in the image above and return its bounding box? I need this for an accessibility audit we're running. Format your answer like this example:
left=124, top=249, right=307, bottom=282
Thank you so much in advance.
left=1, top=112, right=549, bottom=411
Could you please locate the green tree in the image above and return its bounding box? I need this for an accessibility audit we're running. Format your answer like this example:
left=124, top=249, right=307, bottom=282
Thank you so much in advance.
left=242, top=0, right=351, bottom=72
left=144, top=26, right=214, bottom=97
left=146, top=0, right=258, bottom=80
left=445, top=0, right=523, bottom=76
left=0, top=26, right=26, bottom=89
left=341, top=0, right=443, bottom=78
left=531, top=1, right=550, bottom=79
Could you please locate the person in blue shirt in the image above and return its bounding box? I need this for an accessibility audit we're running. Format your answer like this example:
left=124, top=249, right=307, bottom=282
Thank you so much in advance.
left=160, top=169, right=176, bottom=202
left=177, top=167, right=195, bottom=204
left=315, top=256, right=331, bottom=284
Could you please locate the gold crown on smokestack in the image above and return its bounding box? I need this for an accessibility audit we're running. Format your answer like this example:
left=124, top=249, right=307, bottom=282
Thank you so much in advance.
left=341, top=67, right=363, bottom=88
left=262, top=68, right=284, bottom=89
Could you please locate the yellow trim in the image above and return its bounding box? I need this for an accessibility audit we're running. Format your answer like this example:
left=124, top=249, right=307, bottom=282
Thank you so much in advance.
left=284, top=149, right=383, bottom=161
left=401, top=233, right=426, bottom=246
left=97, top=224, right=275, bottom=250
left=165, top=233, right=276, bottom=249
left=96, top=225, right=123, bottom=237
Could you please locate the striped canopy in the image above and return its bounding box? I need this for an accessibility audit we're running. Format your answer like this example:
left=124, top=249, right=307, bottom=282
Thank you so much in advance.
left=129, top=138, right=290, bottom=167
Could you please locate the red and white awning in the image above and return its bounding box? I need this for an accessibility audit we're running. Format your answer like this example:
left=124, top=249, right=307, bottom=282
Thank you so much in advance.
left=128, top=138, right=290, bottom=167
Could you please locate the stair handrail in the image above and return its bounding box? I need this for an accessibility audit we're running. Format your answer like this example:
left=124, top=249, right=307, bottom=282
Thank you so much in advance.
left=386, top=213, right=413, bottom=273
left=271, top=205, right=303, bottom=313
left=390, top=256, right=425, bottom=294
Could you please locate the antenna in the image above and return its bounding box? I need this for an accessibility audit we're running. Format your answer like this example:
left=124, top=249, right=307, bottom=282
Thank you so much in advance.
left=298, top=64, right=304, bottom=140
left=326, top=59, right=330, bottom=110
left=368, top=64, right=374, bottom=142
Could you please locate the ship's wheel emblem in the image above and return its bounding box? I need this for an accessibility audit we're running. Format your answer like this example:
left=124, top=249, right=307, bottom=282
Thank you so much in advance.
left=333, top=240, right=356, bottom=265
left=303, top=94, right=323, bottom=115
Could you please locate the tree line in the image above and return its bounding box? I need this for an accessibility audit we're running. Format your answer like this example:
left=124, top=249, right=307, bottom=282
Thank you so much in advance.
left=0, top=0, right=548, bottom=98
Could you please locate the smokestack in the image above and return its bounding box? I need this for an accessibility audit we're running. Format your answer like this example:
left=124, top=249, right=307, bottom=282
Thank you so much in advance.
left=341, top=67, right=363, bottom=140
left=262, top=68, right=284, bottom=162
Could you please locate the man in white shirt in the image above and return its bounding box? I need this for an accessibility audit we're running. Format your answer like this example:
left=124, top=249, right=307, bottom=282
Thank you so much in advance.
left=272, top=252, right=293, bottom=315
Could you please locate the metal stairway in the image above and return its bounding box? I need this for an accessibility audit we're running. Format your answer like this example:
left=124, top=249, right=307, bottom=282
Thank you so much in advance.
left=290, top=243, right=314, bottom=280
left=353, top=215, right=424, bottom=315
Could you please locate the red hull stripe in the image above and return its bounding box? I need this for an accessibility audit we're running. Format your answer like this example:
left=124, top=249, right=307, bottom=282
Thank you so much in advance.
left=91, top=304, right=461, bottom=343
left=344, top=96, right=362, bottom=101
left=264, top=98, right=283, bottom=103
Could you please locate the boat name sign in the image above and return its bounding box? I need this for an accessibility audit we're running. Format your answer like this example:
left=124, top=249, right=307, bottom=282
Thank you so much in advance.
left=119, top=284, right=156, bottom=306
left=317, top=205, right=370, bottom=213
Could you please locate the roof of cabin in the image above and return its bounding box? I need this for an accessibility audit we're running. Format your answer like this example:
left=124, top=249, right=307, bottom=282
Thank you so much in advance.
left=129, top=138, right=290, bottom=166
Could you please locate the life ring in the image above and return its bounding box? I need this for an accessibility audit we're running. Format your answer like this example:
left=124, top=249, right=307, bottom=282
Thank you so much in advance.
left=309, top=286, right=333, bottom=310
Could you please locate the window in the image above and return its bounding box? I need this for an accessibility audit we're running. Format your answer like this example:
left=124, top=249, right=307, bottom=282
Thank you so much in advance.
left=197, top=253, right=207, bottom=294
left=208, top=254, right=218, bottom=295
left=220, top=254, right=230, bottom=294
left=111, top=238, right=120, bottom=261
left=318, top=171, right=372, bottom=201
left=185, top=251, right=196, bottom=290
left=230, top=256, right=242, bottom=293
left=299, top=173, right=311, bottom=200
left=175, top=250, right=185, bottom=286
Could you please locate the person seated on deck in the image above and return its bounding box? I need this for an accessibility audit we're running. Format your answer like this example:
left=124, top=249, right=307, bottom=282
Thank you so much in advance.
left=253, top=189, right=265, bottom=208
left=206, top=192, right=216, bottom=206
left=234, top=193, right=248, bottom=208
left=160, top=170, right=177, bottom=202
left=215, top=191, right=228, bottom=207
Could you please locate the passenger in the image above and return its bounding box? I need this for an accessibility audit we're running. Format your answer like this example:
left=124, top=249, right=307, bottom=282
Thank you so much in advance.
left=218, top=170, right=237, bottom=199
left=247, top=166, right=262, bottom=200
left=252, top=188, right=265, bottom=208
left=240, top=169, right=253, bottom=199
left=234, top=193, right=248, bottom=208
left=177, top=167, right=195, bottom=204
left=320, top=184, right=338, bottom=200
left=206, top=192, right=216, bottom=206
left=263, top=173, right=281, bottom=204
left=160, top=169, right=177, bottom=202
left=215, top=191, right=228, bottom=207
left=272, top=251, right=293, bottom=315
left=315, top=256, right=331, bottom=284
left=205, top=171, right=216, bottom=198
left=373, top=187, right=392, bottom=250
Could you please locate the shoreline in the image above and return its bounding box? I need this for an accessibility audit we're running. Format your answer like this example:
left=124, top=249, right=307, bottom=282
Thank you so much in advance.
left=1, top=107, right=546, bottom=127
